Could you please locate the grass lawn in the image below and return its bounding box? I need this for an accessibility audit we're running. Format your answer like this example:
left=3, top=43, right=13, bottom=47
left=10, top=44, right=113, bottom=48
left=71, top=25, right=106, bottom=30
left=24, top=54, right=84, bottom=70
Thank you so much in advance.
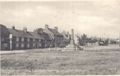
left=1, top=45, right=120, bottom=75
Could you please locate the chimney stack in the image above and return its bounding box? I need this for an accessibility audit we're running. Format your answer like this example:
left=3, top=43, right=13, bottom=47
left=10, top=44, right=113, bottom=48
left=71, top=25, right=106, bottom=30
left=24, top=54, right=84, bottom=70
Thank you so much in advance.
left=12, top=26, right=15, bottom=29
left=45, top=24, right=49, bottom=29
left=54, top=26, right=58, bottom=31
left=23, top=27, right=27, bottom=33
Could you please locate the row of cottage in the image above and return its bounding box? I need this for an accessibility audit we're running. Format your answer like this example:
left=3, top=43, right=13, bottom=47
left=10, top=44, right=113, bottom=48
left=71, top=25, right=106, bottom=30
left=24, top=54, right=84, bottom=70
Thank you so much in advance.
left=0, top=24, right=70, bottom=50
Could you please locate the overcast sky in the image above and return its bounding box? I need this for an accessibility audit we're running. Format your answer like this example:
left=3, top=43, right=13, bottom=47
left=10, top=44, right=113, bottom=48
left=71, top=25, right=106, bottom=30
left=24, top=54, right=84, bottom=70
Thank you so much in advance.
left=0, top=0, right=120, bottom=38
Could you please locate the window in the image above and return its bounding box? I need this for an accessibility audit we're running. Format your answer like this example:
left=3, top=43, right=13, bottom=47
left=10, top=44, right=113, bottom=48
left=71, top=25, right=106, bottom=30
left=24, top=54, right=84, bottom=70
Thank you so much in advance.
left=16, top=43, right=19, bottom=48
left=33, top=43, right=35, bottom=47
left=16, top=37, right=19, bottom=42
left=39, top=43, right=41, bottom=47
left=27, top=44, right=30, bottom=48
left=21, top=43, right=24, bottom=48
left=22, top=38, right=24, bottom=42
left=3, top=43, right=8, bottom=48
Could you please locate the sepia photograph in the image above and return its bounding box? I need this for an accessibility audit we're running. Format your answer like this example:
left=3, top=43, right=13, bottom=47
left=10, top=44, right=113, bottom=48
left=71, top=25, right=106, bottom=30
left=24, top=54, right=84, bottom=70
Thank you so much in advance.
left=0, top=0, right=120, bottom=75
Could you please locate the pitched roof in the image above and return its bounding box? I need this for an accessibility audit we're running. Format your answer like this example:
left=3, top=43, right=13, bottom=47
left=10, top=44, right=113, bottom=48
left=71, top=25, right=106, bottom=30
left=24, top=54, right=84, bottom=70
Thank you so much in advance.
left=8, top=28, right=44, bottom=39
left=38, top=32, right=50, bottom=40
left=62, top=32, right=70, bottom=40
left=33, top=28, right=51, bottom=40
left=48, top=28, right=63, bottom=36
left=30, top=32, right=44, bottom=39
left=0, top=24, right=10, bottom=36
left=43, top=29, right=54, bottom=40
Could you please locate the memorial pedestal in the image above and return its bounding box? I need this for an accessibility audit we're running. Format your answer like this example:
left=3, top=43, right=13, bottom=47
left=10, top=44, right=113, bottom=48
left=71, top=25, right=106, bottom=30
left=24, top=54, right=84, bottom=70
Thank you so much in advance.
left=62, top=29, right=83, bottom=51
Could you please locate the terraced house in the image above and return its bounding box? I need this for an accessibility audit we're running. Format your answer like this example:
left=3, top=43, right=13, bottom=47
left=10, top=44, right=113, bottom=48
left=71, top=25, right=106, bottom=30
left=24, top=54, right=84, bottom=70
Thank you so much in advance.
left=34, top=24, right=70, bottom=48
left=0, top=24, right=70, bottom=50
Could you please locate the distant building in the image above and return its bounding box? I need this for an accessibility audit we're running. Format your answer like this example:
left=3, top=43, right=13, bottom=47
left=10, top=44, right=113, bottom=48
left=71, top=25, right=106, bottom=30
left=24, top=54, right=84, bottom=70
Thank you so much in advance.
left=0, top=24, right=10, bottom=50
left=0, top=24, right=70, bottom=50
left=0, top=24, right=46, bottom=50
left=34, top=24, right=70, bottom=48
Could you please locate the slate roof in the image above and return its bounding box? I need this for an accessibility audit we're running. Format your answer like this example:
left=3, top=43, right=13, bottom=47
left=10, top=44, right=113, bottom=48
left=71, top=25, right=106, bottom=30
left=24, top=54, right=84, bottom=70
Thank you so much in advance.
left=0, top=24, right=10, bottom=36
left=39, top=32, right=50, bottom=40
left=43, top=28, right=63, bottom=40
left=33, top=28, right=51, bottom=40
left=48, top=28, right=63, bottom=36
left=62, top=32, right=70, bottom=40
left=8, top=28, right=44, bottom=39
left=43, top=29, right=54, bottom=40
left=30, top=32, right=44, bottom=39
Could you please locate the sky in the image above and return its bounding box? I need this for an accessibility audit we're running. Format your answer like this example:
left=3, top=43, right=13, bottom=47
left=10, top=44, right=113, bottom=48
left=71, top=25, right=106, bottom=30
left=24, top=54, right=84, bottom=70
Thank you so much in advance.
left=0, top=0, right=120, bottom=38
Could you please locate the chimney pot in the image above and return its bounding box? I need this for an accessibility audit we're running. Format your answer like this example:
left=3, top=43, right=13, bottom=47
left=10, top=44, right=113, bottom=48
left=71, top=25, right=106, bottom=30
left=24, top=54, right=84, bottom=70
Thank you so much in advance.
left=45, top=24, right=49, bottom=29
left=12, top=26, right=15, bottom=29
left=55, top=26, right=58, bottom=31
left=23, top=27, right=27, bottom=33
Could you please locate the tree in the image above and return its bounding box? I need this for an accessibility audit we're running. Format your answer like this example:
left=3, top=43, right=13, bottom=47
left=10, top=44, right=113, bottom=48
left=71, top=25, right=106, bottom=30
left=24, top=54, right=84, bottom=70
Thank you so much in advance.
left=77, top=34, right=88, bottom=46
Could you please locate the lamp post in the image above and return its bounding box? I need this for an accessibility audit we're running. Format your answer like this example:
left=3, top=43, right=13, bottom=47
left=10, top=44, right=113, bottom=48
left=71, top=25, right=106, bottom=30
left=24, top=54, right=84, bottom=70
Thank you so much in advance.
left=9, top=34, right=13, bottom=50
